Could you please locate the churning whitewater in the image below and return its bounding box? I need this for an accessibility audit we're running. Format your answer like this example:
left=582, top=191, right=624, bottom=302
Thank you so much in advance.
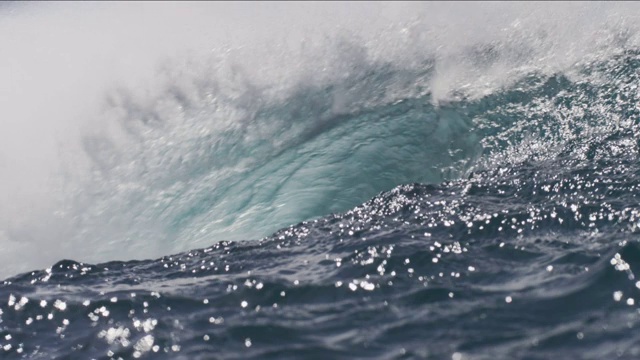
left=3, top=2, right=640, bottom=359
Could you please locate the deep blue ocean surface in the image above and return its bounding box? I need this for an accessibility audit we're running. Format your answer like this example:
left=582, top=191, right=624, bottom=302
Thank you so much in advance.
left=3, top=3, right=640, bottom=359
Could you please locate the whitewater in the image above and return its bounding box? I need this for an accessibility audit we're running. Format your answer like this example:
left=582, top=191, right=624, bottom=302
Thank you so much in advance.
left=3, top=2, right=640, bottom=359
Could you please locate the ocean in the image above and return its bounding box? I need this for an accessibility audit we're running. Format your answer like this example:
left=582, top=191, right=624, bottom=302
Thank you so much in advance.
left=2, top=2, right=640, bottom=359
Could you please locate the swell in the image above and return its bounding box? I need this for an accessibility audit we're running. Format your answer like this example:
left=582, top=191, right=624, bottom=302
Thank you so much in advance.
left=60, top=62, right=482, bottom=264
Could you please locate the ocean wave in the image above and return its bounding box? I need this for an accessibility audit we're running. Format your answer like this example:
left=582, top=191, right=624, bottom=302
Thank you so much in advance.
left=2, top=3, right=640, bottom=275
left=3, top=6, right=640, bottom=358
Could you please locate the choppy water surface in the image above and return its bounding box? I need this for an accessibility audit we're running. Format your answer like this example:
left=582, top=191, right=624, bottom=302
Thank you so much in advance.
left=4, top=2, right=640, bottom=359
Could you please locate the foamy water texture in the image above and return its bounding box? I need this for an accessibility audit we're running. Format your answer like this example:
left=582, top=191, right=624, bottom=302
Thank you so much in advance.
left=1, top=2, right=640, bottom=277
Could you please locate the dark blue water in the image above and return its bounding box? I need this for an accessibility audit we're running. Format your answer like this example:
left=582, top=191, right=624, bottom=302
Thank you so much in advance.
left=4, top=28, right=640, bottom=360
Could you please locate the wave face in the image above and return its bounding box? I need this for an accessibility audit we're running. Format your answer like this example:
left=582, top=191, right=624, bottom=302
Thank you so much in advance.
left=4, top=2, right=640, bottom=359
